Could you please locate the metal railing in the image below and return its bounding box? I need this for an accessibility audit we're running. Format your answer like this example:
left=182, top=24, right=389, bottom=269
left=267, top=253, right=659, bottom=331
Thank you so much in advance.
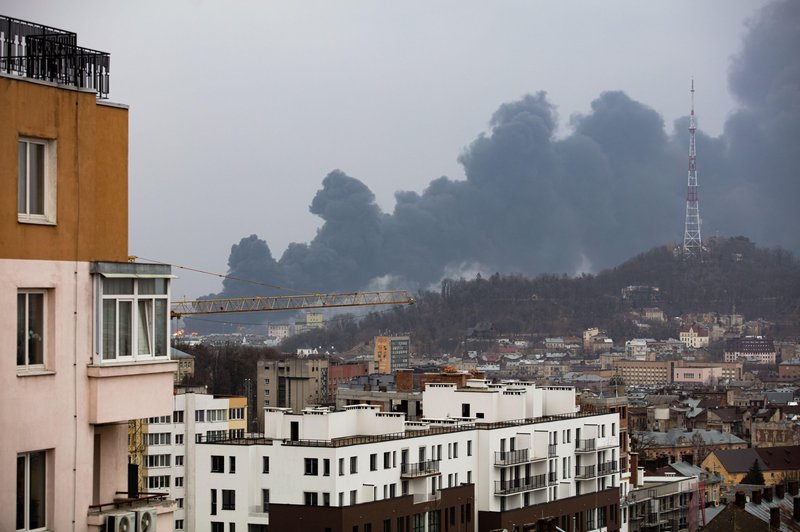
left=598, top=460, right=619, bottom=475
left=400, top=460, right=440, bottom=477
left=548, top=471, right=558, bottom=485
left=576, top=438, right=596, bottom=452
left=494, top=448, right=529, bottom=466
left=494, top=474, right=547, bottom=495
left=1, top=15, right=110, bottom=98
left=548, top=443, right=557, bottom=457
left=88, top=492, right=169, bottom=513
left=575, top=464, right=597, bottom=479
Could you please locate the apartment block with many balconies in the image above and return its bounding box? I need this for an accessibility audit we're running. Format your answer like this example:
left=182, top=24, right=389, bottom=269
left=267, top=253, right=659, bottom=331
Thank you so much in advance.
left=194, top=380, right=623, bottom=532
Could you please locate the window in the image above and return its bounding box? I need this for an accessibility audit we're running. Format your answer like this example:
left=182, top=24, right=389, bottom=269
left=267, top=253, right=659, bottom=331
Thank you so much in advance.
left=17, top=290, right=47, bottom=370
left=453, top=442, right=458, bottom=458
left=229, top=407, right=245, bottom=420
left=305, top=458, right=319, bottom=475
left=467, top=440, right=472, bottom=456
left=100, top=277, right=169, bottom=361
left=323, top=458, right=330, bottom=476
left=196, top=410, right=205, bottom=422
left=175, top=519, right=184, bottom=530
left=229, top=456, right=236, bottom=473
left=211, top=523, right=223, bottom=532
left=323, top=492, right=331, bottom=506
left=175, top=476, right=184, bottom=487
left=262, top=489, right=270, bottom=512
left=384, top=451, right=391, bottom=469
left=370, top=453, right=378, bottom=471
left=17, top=450, right=46, bottom=531
left=175, top=434, right=184, bottom=445
left=175, top=455, right=184, bottom=466
left=145, top=433, right=171, bottom=446
left=18, top=138, right=56, bottom=224
left=211, top=490, right=217, bottom=515
left=304, top=492, right=319, bottom=506
left=211, top=455, right=224, bottom=473
left=208, top=409, right=227, bottom=422
left=350, top=456, right=358, bottom=474
left=176, top=498, right=184, bottom=508
left=262, top=456, right=270, bottom=473
left=350, top=490, right=358, bottom=504
left=145, top=454, right=171, bottom=468
left=147, top=475, right=170, bottom=489
left=222, top=489, right=236, bottom=510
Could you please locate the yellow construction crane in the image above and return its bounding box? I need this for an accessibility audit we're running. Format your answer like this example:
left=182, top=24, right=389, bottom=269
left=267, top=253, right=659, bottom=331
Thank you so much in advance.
left=170, top=290, right=415, bottom=319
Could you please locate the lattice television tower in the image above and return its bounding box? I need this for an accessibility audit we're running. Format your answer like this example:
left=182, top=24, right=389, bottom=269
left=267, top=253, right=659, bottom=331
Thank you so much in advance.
left=683, top=79, right=702, bottom=257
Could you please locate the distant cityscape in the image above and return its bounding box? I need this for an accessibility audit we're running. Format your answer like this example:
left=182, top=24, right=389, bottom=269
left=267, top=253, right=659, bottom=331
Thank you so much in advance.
left=3, top=10, right=800, bottom=532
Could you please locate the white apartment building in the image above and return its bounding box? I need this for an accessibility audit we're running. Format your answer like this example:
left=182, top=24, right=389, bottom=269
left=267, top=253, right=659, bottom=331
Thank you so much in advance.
left=137, top=390, right=248, bottom=531
left=195, top=380, right=623, bottom=532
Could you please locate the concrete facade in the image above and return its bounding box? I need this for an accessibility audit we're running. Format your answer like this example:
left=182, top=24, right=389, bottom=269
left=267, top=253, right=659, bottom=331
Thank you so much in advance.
left=0, top=22, right=176, bottom=531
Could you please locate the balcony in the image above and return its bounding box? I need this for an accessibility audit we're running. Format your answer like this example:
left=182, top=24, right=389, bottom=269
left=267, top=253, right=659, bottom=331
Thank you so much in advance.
left=495, top=449, right=531, bottom=466
left=548, top=443, right=557, bottom=457
left=575, top=464, right=597, bottom=479
left=576, top=438, right=596, bottom=452
left=494, top=474, right=547, bottom=495
left=0, top=15, right=110, bottom=98
left=401, top=460, right=440, bottom=478
left=598, top=460, right=619, bottom=475
left=87, top=360, right=177, bottom=424
left=548, top=471, right=558, bottom=485
left=413, top=491, right=442, bottom=504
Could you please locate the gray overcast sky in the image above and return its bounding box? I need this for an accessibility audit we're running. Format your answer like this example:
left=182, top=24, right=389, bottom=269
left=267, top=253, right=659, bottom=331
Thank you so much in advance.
left=10, top=1, right=769, bottom=298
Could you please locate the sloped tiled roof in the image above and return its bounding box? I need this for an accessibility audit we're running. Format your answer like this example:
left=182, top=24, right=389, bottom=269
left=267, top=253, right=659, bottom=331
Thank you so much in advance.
left=713, top=448, right=765, bottom=474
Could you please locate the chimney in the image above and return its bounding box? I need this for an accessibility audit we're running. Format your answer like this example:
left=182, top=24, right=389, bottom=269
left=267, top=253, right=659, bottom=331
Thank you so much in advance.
left=735, top=491, right=747, bottom=508
left=794, top=496, right=800, bottom=522
left=770, top=506, right=780, bottom=529
left=790, top=480, right=799, bottom=496
left=776, top=483, right=786, bottom=499
left=753, top=490, right=763, bottom=504
left=630, top=453, right=639, bottom=487
left=765, top=486, right=774, bottom=503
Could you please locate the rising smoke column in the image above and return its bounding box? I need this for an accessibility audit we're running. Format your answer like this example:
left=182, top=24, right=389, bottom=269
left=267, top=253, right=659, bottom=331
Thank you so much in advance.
left=214, top=0, right=799, bottom=298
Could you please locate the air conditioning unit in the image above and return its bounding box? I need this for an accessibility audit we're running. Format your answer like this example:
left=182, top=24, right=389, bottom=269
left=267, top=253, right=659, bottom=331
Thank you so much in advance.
left=135, top=507, right=157, bottom=532
left=106, top=511, right=135, bottom=532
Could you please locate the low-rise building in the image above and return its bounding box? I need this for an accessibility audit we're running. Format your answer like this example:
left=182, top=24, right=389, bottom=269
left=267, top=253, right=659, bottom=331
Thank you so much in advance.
left=701, top=445, right=800, bottom=488
left=724, top=336, right=777, bottom=364
left=679, top=323, right=710, bottom=349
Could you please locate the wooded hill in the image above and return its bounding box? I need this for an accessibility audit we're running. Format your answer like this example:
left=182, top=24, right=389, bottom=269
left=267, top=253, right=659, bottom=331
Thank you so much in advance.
left=280, top=237, right=800, bottom=355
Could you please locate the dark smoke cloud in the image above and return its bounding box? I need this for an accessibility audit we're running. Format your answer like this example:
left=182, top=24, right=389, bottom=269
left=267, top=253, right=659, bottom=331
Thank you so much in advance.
left=211, top=0, right=799, bottom=299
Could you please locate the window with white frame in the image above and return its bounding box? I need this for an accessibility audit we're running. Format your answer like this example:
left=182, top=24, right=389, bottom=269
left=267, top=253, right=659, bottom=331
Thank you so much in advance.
left=17, top=450, right=47, bottom=531
left=100, top=277, right=169, bottom=361
left=145, top=433, right=171, bottom=446
left=18, top=137, right=56, bottom=224
left=145, top=454, right=171, bottom=468
left=147, top=475, right=170, bottom=489
left=17, top=290, right=47, bottom=370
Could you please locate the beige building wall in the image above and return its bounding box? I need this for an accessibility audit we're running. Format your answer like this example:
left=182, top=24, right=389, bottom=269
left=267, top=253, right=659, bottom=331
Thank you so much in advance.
left=1, top=67, right=175, bottom=530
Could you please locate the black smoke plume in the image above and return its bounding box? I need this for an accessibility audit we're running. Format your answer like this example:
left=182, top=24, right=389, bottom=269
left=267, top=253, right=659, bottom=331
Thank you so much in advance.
left=211, top=0, right=800, bottom=301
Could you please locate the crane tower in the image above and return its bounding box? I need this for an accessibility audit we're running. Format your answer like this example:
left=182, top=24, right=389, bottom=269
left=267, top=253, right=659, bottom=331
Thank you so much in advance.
left=683, top=79, right=702, bottom=257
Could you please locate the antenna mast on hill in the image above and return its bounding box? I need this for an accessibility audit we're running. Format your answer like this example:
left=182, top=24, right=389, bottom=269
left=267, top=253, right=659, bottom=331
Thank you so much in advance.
left=683, top=79, right=702, bottom=257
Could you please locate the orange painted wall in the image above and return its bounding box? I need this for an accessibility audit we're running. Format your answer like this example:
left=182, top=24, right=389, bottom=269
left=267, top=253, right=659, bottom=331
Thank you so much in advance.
left=0, top=76, right=128, bottom=262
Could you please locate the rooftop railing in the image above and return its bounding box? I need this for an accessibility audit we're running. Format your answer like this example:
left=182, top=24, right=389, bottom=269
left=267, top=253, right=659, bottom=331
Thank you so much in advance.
left=0, top=15, right=110, bottom=98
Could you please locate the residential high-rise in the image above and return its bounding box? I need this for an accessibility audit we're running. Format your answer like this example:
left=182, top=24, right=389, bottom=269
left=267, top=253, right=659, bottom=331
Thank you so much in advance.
left=0, top=15, right=176, bottom=530
left=256, top=357, right=329, bottom=429
left=374, top=335, right=411, bottom=373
